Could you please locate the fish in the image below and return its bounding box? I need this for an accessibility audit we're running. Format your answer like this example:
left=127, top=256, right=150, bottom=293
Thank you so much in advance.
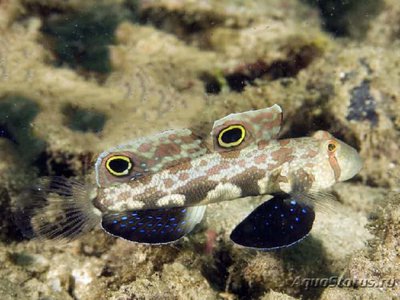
left=15, top=104, right=363, bottom=250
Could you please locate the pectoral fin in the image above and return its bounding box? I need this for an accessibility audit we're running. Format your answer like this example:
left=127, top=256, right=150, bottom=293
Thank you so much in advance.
left=230, top=194, right=315, bottom=250
left=101, top=205, right=206, bottom=244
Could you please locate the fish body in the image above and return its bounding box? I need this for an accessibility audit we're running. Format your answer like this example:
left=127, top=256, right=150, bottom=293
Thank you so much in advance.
left=20, top=105, right=363, bottom=250
left=97, top=136, right=350, bottom=212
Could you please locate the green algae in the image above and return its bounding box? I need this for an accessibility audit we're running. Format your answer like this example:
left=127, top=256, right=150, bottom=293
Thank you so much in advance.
left=303, top=0, right=384, bottom=38
left=62, top=104, right=107, bottom=133
left=0, top=95, right=45, bottom=163
left=41, top=4, right=138, bottom=73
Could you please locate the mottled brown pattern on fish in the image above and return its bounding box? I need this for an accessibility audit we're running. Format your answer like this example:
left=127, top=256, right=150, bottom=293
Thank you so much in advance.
left=94, top=105, right=362, bottom=214
left=257, top=140, right=269, bottom=150
left=293, top=169, right=315, bottom=192
left=167, top=159, right=192, bottom=174
left=268, top=147, right=295, bottom=170
left=181, top=134, right=200, bottom=144
left=230, top=167, right=266, bottom=196
left=260, top=116, right=281, bottom=131
left=174, top=177, right=218, bottom=205
left=279, top=139, right=290, bottom=147
left=237, top=159, right=246, bottom=168
left=178, top=172, right=190, bottom=181
left=155, top=143, right=181, bottom=158
left=254, top=154, right=267, bottom=164
left=206, top=162, right=230, bottom=176
left=220, top=150, right=242, bottom=159
left=199, top=159, right=208, bottom=167
left=163, top=178, right=175, bottom=189
left=250, top=111, right=275, bottom=124
left=301, top=149, right=318, bottom=159
left=168, top=133, right=178, bottom=141
left=188, top=148, right=199, bottom=154
left=133, top=187, right=167, bottom=207
left=137, top=172, right=155, bottom=186
left=137, top=142, right=153, bottom=153
left=305, top=162, right=314, bottom=168
left=276, top=174, right=289, bottom=183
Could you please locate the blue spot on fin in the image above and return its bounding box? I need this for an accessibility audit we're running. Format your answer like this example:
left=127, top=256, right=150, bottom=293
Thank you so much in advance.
left=101, top=205, right=206, bottom=244
left=230, top=194, right=315, bottom=250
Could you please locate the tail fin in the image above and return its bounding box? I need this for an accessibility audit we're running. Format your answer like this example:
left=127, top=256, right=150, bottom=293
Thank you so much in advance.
left=14, top=177, right=101, bottom=242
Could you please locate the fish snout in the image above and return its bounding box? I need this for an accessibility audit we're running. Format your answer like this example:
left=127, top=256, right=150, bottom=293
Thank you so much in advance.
left=336, top=142, right=363, bottom=181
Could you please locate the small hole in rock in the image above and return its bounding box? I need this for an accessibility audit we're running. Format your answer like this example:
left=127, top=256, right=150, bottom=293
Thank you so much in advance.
left=199, top=74, right=222, bottom=94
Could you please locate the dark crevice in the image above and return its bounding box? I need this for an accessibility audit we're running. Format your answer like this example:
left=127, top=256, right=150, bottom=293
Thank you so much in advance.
left=278, top=236, right=335, bottom=299
left=0, top=188, right=26, bottom=242
left=199, top=73, right=222, bottom=94
left=138, top=7, right=224, bottom=46
left=21, top=3, right=66, bottom=18
left=201, top=45, right=321, bottom=93
left=0, top=125, right=18, bottom=144
left=25, top=3, right=139, bottom=77
left=200, top=246, right=234, bottom=292
left=62, top=104, right=107, bottom=133
left=0, top=95, right=46, bottom=163
left=302, top=0, right=383, bottom=38
left=281, top=103, right=361, bottom=151
left=34, top=151, right=94, bottom=177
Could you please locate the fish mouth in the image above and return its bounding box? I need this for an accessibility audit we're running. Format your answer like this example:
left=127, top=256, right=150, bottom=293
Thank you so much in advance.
left=337, top=144, right=363, bottom=182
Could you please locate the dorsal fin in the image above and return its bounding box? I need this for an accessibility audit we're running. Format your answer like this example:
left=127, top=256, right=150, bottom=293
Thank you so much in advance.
left=95, top=129, right=209, bottom=187
left=211, top=104, right=282, bottom=152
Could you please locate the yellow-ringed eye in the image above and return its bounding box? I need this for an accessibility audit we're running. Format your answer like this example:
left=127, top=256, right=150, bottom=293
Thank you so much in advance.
left=328, top=142, right=337, bottom=153
left=217, top=125, right=246, bottom=148
left=106, top=155, right=133, bottom=177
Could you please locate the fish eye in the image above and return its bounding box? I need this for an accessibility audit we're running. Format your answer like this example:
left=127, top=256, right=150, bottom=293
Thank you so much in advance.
left=217, top=125, right=246, bottom=148
left=327, top=141, right=337, bottom=153
left=105, top=155, right=133, bottom=177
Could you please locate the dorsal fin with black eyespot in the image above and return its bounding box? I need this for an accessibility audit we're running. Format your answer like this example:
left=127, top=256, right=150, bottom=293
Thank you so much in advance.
left=211, top=104, right=282, bottom=152
left=95, top=129, right=210, bottom=187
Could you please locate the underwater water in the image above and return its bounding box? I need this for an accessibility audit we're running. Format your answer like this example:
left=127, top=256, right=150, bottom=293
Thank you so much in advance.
left=0, top=0, right=399, bottom=299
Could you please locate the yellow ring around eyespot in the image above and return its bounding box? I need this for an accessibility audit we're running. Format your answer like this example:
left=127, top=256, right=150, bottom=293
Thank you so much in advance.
left=217, top=125, right=246, bottom=148
left=105, top=155, right=133, bottom=177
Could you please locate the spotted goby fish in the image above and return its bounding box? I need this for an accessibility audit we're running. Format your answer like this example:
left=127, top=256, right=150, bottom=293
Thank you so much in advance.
left=18, top=104, right=363, bottom=250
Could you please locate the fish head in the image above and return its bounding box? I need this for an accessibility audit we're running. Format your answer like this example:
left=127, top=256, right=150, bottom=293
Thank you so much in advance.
left=313, top=130, right=363, bottom=182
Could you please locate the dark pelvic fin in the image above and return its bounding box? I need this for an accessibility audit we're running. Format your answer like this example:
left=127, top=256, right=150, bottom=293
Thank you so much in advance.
left=230, top=194, right=315, bottom=250
left=101, top=205, right=206, bottom=244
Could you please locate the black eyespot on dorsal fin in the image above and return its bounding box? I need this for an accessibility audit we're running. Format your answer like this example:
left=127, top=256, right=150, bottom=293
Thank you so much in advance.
left=211, top=105, right=282, bottom=152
